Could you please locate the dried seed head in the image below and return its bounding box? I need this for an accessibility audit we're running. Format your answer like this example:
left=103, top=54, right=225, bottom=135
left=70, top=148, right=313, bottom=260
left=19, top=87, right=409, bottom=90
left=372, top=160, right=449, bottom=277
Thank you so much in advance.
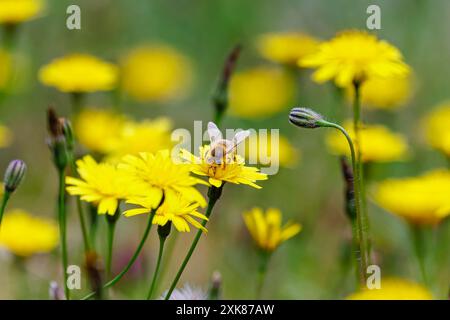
left=289, top=107, right=325, bottom=129
left=3, top=159, right=26, bottom=193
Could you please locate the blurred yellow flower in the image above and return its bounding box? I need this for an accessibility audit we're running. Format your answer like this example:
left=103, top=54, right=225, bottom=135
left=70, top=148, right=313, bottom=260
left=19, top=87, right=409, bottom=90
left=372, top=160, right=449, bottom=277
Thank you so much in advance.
left=119, top=150, right=207, bottom=210
left=243, top=207, right=301, bottom=251
left=0, top=49, right=12, bottom=89
left=423, top=103, right=450, bottom=157
left=256, top=32, right=319, bottom=65
left=326, top=121, right=408, bottom=163
left=229, top=66, right=295, bottom=118
left=373, top=169, right=450, bottom=225
left=109, top=118, right=173, bottom=159
left=300, top=30, right=409, bottom=87
left=347, top=278, right=432, bottom=300
left=0, top=209, right=58, bottom=257
left=0, top=124, right=12, bottom=148
left=121, top=45, right=192, bottom=102
left=0, top=0, right=43, bottom=24
left=39, top=54, right=119, bottom=93
left=66, top=155, right=131, bottom=215
left=125, top=190, right=208, bottom=233
left=74, top=108, right=126, bottom=154
left=346, top=75, right=412, bottom=110
left=246, top=133, right=300, bottom=168
left=180, top=145, right=268, bottom=188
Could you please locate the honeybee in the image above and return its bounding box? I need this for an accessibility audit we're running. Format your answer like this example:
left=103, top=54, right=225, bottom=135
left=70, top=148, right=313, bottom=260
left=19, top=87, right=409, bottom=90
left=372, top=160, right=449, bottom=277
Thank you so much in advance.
left=206, top=121, right=250, bottom=165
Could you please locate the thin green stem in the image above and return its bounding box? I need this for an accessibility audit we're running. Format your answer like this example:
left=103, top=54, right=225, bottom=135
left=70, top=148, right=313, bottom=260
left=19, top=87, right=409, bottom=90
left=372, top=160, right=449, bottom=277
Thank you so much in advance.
left=164, top=186, right=222, bottom=300
left=320, top=121, right=367, bottom=285
left=0, top=190, right=11, bottom=228
left=411, top=225, right=428, bottom=284
left=106, top=217, right=117, bottom=279
left=147, top=236, right=166, bottom=299
left=352, top=82, right=371, bottom=268
left=154, top=232, right=178, bottom=294
left=256, top=251, right=271, bottom=299
left=57, top=169, right=70, bottom=300
left=81, top=206, right=160, bottom=300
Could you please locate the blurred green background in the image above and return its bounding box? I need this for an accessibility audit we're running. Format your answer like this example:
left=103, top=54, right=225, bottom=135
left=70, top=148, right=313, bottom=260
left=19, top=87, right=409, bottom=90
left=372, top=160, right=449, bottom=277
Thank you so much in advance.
left=0, top=0, right=449, bottom=299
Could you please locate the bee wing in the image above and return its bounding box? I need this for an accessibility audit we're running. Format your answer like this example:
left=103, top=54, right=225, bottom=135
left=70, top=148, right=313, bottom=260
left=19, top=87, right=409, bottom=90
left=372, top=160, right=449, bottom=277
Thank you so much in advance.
left=227, top=130, right=250, bottom=153
left=207, top=121, right=222, bottom=144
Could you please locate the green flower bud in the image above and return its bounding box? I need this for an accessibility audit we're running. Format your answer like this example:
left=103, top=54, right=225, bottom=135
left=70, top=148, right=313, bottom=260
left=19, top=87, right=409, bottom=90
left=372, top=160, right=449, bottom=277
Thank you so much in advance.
left=289, top=107, right=325, bottom=129
left=3, top=159, right=26, bottom=193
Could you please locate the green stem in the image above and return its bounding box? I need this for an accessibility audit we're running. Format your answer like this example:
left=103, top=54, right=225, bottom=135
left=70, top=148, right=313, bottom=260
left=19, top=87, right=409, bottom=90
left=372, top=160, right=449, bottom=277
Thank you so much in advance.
left=106, top=215, right=118, bottom=279
left=411, top=225, right=428, bottom=284
left=321, top=121, right=367, bottom=285
left=0, top=190, right=11, bottom=228
left=256, top=251, right=271, bottom=299
left=164, top=186, right=222, bottom=300
left=147, top=236, right=166, bottom=299
left=154, top=232, right=178, bottom=294
left=70, top=158, right=91, bottom=253
left=81, top=204, right=161, bottom=300
left=57, top=169, right=70, bottom=300
left=352, top=82, right=371, bottom=269
left=70, top=92, right=84, bottom=116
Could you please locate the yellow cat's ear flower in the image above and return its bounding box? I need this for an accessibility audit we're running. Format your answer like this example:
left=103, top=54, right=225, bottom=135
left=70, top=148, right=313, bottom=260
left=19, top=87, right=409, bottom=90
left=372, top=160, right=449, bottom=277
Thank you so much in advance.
left=373, top=169, right=450, bottom=225
left=180, top=145, right=268, bottom=189
left=256, top=32, right=319, bottom=65
left=66, top=155, right=131, bottom=215
left=229, top=66, right=295, bottom=118
left=119, top=150, right=207, bottom=209
left=345, top=74, right=412, bottom=110
left=243, top=207, right=301, bottom=252
left=0, top=209, right=58, bottom=257
left=108, top=117, right=173, bottom=159
left=74, top=108, right=127, bottom=154
left=0, top=124, right=12, bottom=148
left=121, top=45, right=193, bottom=102
left=245, top=133, right=300, bottom=168
left=300, top=30, right=410, bottom=87
left=125, top=190, right=208, bottom=233
left=423, top=103, right=450, bottom=157
left=326, top=120, right=408, bottom=163
left=347, top=278, right=432, bottom=300
left=39, top=54, right=119, bottom=93
left=0, top=0, right=43, bottom=25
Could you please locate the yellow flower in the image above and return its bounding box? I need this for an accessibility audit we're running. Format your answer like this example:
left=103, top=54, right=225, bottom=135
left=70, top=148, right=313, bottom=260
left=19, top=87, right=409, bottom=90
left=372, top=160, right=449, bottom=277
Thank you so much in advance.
left=373, top=169, right=450, bottom=225
left=256, top=32, right=319, bottom=65
left=345, top=74, right=412, bottom=110
left=74, top=108, right=127, bottom=154
left=0, top=49, right=12, bottom=89
left=66, top=155, right=131, bottom=215
left=229, top=66, right=295, bottom=118
left=0, top=124, right=12, bottom=148
left=108, top=118, right=173, bottom=159
left=300, top=30, right=410, bottom=87
left=119, top=150, right=207, bottom=210
left=0, top=209, right=58, bottom=257
left=246, top=133, right=300, bottom=168
left=326, top=120, right=408, bottom=163
left=180, top=145, right=268, bottom=189
left=0, top=0, right=43, bottom=24
left=243, top=207, right=301, bottom=251
left=423, top=103, right=450, bottom=157
left=39, top=54, right=119, bottom=93
left=347, top=278, right=432, bottom=300
left=124, top=190, right=208, bottom=233
left=121, top=45, right=193, bottom=102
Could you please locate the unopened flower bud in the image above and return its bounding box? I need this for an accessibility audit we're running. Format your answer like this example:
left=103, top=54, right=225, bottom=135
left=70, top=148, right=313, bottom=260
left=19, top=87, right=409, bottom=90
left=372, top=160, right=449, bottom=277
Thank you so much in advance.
left=61, top=118, right=74, bottom=152
left=49, top=281, right=65, bottom=300
left=47, top=108, right=68, bottom=171
left=3, top=159, right=26, bottom=193
left=289, top=107, right=325, bottom=129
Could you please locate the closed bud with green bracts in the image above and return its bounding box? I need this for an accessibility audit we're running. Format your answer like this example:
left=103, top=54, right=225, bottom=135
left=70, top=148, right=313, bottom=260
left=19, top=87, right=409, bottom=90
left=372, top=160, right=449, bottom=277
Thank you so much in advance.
left=3, top=159, right=26, bottom=193
left=289, top=107, right=325, bottom=129
left=47, top=107, right=68, bottom=171
left=61, top=118, right=75, bottom=152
